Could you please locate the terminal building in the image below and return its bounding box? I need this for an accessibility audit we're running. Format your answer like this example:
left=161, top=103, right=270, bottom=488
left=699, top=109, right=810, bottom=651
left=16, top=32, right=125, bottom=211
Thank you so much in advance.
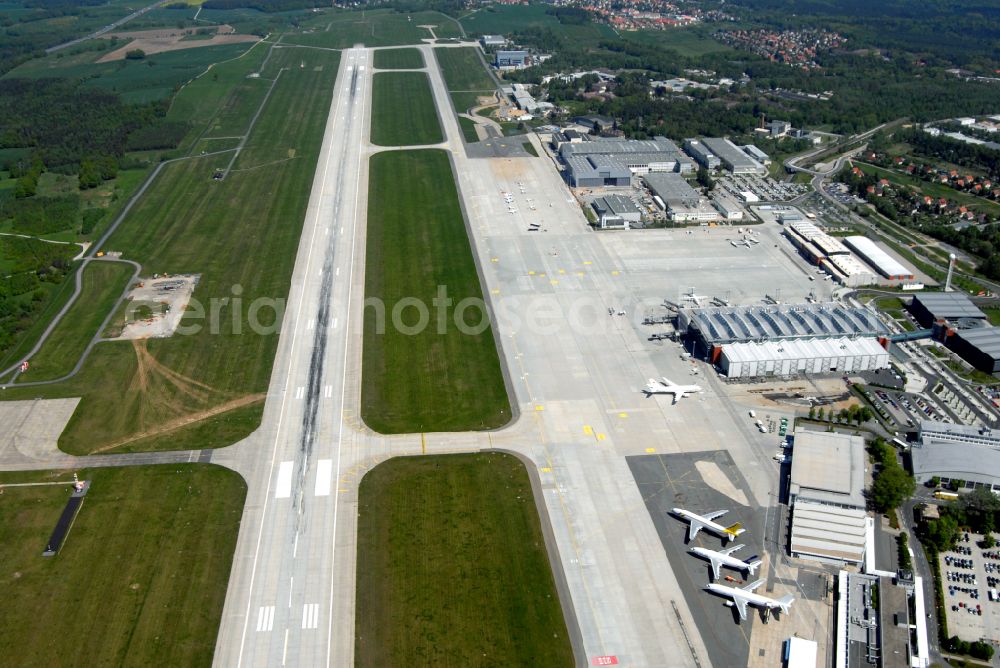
left=911, top=421, right=1000, bottom=491
left=843, top=236, right=915, bottom=281
left=788, top=430, right=868, bottom=565
left=677, top=302, right=890, bottom=378
left=561, top=138, right=694, bottom=187
left=908, top=293, right=1000, bottom=373
left=700, top=137, right=768, bottom=175
left=591, top=195, right=642, bottom=229
left=495, top=50, right=529, bottom=69
left=908, top=292, right=987, bottom=329
left=642, top=173, right=718, bottom=222
left=835, top=571, right=929, bottom=668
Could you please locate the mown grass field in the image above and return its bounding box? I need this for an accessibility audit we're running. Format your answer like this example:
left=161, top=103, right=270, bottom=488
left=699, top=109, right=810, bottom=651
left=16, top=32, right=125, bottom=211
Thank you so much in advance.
left=373, top=47, right=424, bottom=69
left=434, top=46, right=494, bottom=92
left=622, top=27, right=733, bottom=57
left=0, top=464, right=245, bottom=667
left=282, top=9, right=460, bottom=49
left=2, top=46, right=341, bottom=454
left=458, top=115, right=479, bottom=142
left=371, top=71, right=443, bottom=146
left=21, top=260, right=133, bottom=381
left=355, top=453, right=574, bottom=668
left=460, top=4, right=616, bottom=45
left=362, top=150, right=510, bottom=433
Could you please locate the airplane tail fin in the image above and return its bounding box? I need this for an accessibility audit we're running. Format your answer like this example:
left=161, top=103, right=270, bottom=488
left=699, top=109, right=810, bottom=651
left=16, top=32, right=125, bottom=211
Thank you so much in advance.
left=778, top=594, right=794, bottom=615
left=746, top=558, right=763, bottom=577
left=724, top=522, right=745, bottom=539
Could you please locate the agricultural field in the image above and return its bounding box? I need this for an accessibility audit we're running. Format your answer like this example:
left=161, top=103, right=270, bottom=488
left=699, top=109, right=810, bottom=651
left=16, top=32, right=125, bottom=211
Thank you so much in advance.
left=362, top=150, right=510, bottom=433
left=282, top=9, right=461, bottom=49
left=21, top=260, right=134, bottom=382
left=0, top=464, right=245, bottom=667
left=371, top=72, right=443, bottom=147
left=460, top=3, right=617, bottom=46
left=355, top=453, right=574, bottom=668
left=373, top=47, right=424, bottom=70
left=1, top=47, right=341, bottom=455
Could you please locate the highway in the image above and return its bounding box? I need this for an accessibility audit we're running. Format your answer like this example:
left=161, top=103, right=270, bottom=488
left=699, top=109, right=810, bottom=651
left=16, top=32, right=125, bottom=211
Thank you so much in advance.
left=212, top=47, right=371, bottom=667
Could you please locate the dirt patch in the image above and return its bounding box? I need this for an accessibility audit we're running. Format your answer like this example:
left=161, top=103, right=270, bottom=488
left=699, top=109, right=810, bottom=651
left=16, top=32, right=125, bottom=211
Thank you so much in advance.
left=97, top=26, right=258, bottom=63
left=107, top=274, right=199, bottom=340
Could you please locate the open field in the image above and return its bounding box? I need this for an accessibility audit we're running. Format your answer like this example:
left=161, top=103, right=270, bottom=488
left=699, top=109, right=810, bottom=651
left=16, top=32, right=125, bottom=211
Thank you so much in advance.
left=355, top=453, right=574, bottom=667
left=458, top=115, right=479, bottom=142
left=371, top=72, right=443, bottom=147
left=434, top=46, right=494, bottom=92
left=282, top=9, right=461, bottom=49
left=623, top=27, right=733, bottom=57
left=0, top=464, right=245, bottom=667
left=857, top=162, right=1000, bottom=216
left=373, top=47, right=424, bottom=70
left=96, top=28, right=258, bottom=63
left=21, top=260, right=133, bottom=382
left=361, top=150, right=510, bottom=433
left=1, top=47, right=340, bottom=454
left=460, top=4, right=617, bottom=46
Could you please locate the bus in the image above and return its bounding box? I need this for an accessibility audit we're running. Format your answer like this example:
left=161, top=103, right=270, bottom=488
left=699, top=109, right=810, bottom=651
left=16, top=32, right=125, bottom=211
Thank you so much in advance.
left=934, top=490, right=959, bottom=501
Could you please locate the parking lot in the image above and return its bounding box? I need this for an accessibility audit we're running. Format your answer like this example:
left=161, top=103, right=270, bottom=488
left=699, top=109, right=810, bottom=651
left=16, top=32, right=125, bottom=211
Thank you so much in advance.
left=823, top=181, right=864, bottom=206
left=939, top=532, right=1000, bottom=644
left=717, top=174, right=807, bottom=203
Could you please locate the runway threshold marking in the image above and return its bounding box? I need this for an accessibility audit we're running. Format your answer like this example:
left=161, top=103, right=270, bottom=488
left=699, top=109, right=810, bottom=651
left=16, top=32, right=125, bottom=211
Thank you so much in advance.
left=256, top=605, right=275, bottom=632
left=315, top=459, right=332, bottom=496
left=302, top=603, right=320, bottom=629
left=275, top=461, right=293, bottom=499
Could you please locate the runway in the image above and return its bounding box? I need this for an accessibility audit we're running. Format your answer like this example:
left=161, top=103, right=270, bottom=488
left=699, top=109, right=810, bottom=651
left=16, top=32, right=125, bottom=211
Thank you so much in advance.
left=212, top=47, right=372, bottom=667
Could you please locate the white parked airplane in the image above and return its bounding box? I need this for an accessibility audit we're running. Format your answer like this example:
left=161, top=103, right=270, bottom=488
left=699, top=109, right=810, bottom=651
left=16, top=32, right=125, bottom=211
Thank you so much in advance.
left=690, top=544, right=762, bottom=580
left=682, top=288, right=709, bottom=307
left=704, top=579, right=794, bottom=622
left=644, top=377, right=703, bottom=403
left=671, top=508, right=745, bottom=543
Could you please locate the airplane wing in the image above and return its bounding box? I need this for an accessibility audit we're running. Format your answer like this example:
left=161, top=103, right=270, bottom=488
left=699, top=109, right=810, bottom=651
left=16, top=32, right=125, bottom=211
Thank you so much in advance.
left=708, top=556, right=721, bottom=580
left=704, top=510, right=728, bottom=521
left=732, top=594, right=748, bottom=620
left=720, top=544, right=744, bottom=557
left=671, top=391, right=683, bottom=405
left=687, top=521, right=703, bottom=541
left=661, top=377, right=675, bottom=386
left=741, top=578, right=764, bottom=593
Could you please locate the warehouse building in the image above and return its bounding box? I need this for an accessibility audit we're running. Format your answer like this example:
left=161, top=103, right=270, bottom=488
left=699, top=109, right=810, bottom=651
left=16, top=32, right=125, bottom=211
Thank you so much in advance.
left=561, top=138, right=694, bottom=187
left=591, top=195, right=641, bottom=229
left=701, top=137, right=768, bottom=175
left=742, top=144, right=771, bottom=166
left=946, top=326, right=1000, bottom=373
left=911, top=421, right=1000, bottom=490
left=712, top=195, right=744, bottom=221
left=843, top=236, right=915, bottom=281
left=683, top=138, right=720, bottom=169
left=479, top=34, right=507, bottom=47
left=495, top=50, right=529, bottom=69
left=783, top=221, right=876, bottom=286
left=643, top=173, right=718, bottom=222
left=789, top=430, right=868, bottom=565
left=908, top=292, right=987, bottom=329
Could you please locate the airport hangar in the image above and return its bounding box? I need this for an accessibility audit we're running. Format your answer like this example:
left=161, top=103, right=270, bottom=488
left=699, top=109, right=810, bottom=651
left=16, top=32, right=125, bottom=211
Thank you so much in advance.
left=677, top=302, right=891, bottom=378
left=560, top=137, right=694, bottom=187
left=788, top=430, right=869, bottom=565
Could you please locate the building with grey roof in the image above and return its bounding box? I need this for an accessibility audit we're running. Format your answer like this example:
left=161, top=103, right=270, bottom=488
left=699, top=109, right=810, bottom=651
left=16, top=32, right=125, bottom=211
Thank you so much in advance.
left=947, top=326, right=1000, bottom=373
left=495, top=50, right=529, bottom=69
left=479, top=34, right=507, bottom=47
left=560, top=138, right=694, bottom=187
left=683, top=139, right=720, bottom=169
left=908, top=292, right=987, bottom=328
left=678, top=302, right=889, bottom=348
left=789, top=430, right=868, bottom=564
left=642, top=173, right=718, bottom=222
left=591, top=195, right=641, bottom=229
left=701, top=137, right=767, bottom=175
left=912, top=421, right=1000, bottom=489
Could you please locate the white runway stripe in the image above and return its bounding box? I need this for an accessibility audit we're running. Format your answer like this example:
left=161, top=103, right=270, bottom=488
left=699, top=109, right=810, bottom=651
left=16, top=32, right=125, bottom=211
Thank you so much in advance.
left=257, top=605, right=275, bottom=632
left=275, top=461, right=293, bottom=499
left=315, top=459, right=332, bottom=497
left=302, top=603, right=319, bottom=629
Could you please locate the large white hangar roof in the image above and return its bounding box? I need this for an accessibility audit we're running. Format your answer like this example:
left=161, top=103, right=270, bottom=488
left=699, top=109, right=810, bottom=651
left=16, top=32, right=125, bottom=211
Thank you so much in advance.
left=722, top=336, right=888, bottom=366
left=679, top=302, right=889, bottom=346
